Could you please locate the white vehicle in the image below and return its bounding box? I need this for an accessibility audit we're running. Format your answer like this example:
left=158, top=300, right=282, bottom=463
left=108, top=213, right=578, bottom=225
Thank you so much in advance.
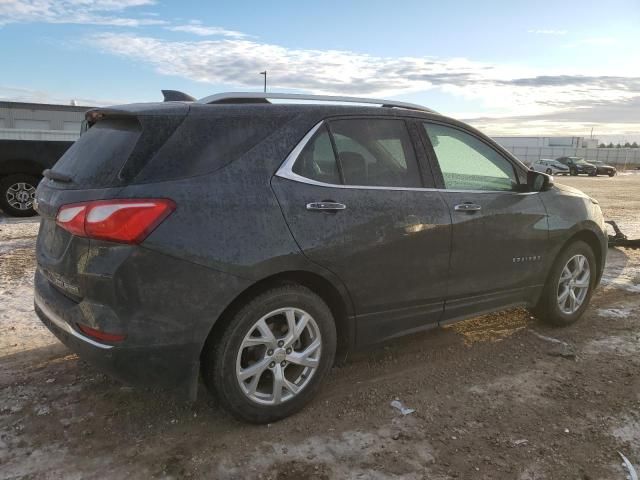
left=532, top=159, right=570, bottom=176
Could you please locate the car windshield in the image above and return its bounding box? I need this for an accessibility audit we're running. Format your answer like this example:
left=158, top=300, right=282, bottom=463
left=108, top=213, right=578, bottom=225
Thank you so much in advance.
left=569, top=157, right=588, bottom=164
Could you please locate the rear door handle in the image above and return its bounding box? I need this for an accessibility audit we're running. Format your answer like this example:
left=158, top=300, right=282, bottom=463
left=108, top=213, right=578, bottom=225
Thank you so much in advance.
left=306, top=202, right=347, bottom=212
left=454, top=203, right=482, bottom=212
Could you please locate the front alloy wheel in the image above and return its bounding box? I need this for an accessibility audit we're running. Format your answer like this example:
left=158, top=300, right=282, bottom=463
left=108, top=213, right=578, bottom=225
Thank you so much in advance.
left=557, top=254, right=590, bottom=315
left=236, top=307, right=321, bottom=405
left=531, top=240, right=596, bottom=326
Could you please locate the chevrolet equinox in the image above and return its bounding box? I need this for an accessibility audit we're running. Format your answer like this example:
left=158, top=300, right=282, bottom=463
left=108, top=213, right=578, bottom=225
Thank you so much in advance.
left=34, top=92, right=607, bottom=423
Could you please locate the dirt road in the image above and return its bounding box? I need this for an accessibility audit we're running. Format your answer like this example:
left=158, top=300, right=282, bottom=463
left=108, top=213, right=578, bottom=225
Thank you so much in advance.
left=1, top=173, right=639, bottom=479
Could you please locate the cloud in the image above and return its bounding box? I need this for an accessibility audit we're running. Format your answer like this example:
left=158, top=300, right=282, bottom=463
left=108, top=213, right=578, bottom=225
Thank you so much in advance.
left=0, top=0, right=166, bottom=27
left=166, top=22, right=248, bottom=38
left=528, top=29, right=568, bottom=35
left=88, top=32, right=640, bottom=136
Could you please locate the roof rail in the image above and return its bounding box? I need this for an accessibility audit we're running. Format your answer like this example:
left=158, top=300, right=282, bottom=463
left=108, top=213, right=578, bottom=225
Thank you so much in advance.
left=197, top=92, right=436, bottom=113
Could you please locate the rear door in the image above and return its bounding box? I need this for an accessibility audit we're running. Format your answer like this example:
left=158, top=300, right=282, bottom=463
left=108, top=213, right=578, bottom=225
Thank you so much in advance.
left=419, top=121, right=549, bottom=321
left=272, top=117, right=451, bottom=345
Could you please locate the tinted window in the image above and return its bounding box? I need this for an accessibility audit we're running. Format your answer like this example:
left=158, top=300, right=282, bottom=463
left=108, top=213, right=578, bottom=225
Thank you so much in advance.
left=52, top=118, right=141, bottom=187
left=292, top=126, right=340, bottom=184
left=424, top=123, right=517, bottom=191
left=330, top=119, right=421, bottom=187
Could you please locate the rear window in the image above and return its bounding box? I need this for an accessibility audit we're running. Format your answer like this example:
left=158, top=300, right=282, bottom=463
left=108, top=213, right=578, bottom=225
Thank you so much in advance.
left=52, top=118, right=141, bottom=187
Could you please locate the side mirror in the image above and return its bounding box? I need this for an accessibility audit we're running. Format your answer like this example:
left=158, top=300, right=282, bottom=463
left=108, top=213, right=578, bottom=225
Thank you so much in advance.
left=527, top=170, right=553, bottom=192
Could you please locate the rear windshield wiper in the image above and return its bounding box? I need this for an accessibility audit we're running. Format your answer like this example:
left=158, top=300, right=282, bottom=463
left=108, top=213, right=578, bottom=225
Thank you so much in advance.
left=43, top=169, right=73, bottom=183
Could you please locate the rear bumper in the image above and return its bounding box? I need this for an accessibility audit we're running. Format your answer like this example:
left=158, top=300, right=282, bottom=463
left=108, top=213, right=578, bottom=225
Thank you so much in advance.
left=34, top=270, right=200, bottom=399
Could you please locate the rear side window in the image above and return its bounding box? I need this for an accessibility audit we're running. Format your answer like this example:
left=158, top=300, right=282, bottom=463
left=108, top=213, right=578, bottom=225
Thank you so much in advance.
left=52, top=118, right=141, bottom=187
left=330, top=119, right=421, bottom=188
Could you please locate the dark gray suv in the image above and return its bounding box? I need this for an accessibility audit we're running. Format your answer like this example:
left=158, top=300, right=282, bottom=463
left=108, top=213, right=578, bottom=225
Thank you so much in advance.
left=33, top=92, right=607, bottom=423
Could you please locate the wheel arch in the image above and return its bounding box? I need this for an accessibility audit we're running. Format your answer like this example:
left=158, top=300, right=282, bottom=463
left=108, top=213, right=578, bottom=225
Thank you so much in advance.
left=0, top=159, right=45, bottom=177
left=555, top=228, right=606, bottom=285
left=201, top=270, right=355, bottom=363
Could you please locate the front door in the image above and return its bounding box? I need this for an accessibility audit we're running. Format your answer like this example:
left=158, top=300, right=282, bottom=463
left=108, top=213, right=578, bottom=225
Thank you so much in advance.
left=272, top=118, right=451, bottom=345
left=420, top=122, right=549, bottom=321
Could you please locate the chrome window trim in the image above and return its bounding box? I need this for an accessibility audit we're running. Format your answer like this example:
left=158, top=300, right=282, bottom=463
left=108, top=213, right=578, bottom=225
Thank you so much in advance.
left=35, top=294, right=114, bottom=350
left=275, top=121, right=539, bottom=196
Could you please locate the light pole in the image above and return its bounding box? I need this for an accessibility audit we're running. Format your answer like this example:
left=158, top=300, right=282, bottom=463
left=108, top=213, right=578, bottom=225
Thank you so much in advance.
left=260, top=71, right=267, bottom=92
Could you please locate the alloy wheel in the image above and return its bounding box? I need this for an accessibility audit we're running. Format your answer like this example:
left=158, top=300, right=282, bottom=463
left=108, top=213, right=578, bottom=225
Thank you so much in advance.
left=557, top=254, right=591, bottom=315
left=6, top=182, right=36, bottom=211
left=236, top=307, right=322, bottom=405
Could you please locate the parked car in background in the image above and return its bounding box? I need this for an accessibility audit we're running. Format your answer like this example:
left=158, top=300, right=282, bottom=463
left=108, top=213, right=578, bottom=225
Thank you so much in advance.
left=0, top=101, right=90, bottom=217
left=590, top=160, right=616, bottom=177
left=532, top=159, right=570, bottom=176
left=33, top=92, right=608, bottom=423
left=555, top=156, right=597, bottom=176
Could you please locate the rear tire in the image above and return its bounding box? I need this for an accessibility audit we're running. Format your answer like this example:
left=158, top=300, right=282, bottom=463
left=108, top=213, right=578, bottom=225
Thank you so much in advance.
left=545, top=168, right=552, bottom=175
left=202, top=285, right=337, bottom=423
left=608, top=172, right=615, bottom=177
left=0, top=174, right=39, bottom=217
left=531, top=240, right=596, bottom=327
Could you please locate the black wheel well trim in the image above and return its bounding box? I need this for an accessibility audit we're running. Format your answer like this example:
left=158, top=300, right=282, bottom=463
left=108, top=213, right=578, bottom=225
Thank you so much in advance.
left=201, top=270, right=355, bottom=363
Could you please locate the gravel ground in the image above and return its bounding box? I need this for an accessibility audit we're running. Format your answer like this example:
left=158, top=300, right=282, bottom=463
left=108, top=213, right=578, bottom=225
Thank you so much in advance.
left=1, top=173, right=639, bottom=479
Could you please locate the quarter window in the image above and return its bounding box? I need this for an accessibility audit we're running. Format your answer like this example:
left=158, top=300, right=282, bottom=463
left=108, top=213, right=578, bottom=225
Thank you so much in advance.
left=330, top=119, right=421, bottom=188
left=292, top=125, right=341, bottom=184
left=423, top=123, right=517, bottom=191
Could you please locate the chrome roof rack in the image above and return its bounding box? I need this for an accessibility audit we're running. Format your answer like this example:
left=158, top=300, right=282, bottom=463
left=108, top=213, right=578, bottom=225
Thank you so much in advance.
left=197, top=92, right=436, bottom=113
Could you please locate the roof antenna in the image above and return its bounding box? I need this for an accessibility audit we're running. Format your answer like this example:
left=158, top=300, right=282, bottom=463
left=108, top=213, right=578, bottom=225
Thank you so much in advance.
left=162, top=90, right=196, bottom=102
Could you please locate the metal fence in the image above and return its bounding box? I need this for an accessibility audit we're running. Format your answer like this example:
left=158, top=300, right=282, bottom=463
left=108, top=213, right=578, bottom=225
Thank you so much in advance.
left=500, top=146, right=640, bottom=169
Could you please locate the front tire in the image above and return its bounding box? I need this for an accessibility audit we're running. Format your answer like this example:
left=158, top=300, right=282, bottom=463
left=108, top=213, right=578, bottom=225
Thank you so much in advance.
left=532, top=240, right=596, bottom=327
left=570, top=168, right=578, bottom=176
left=0, top=174, right=39, bottom=217
left=202, top=285, right=337, bottom=423
left=545, top=168, right=552, bottom=175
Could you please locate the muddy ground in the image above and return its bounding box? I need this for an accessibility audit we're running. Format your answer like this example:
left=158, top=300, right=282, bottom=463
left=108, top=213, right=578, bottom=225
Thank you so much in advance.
left=1, top=173, right=639, bottom=480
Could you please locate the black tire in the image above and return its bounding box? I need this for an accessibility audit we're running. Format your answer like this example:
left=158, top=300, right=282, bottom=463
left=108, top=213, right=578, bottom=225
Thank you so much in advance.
left=202, top=285, right=337, bottom=423
left=0, top=174, right=39, bottom=217
left=531, top=240, right=597, bottom=327
left=608, top=171, right=615, bottom=177
left=570, top=168, right=578, bottom=176
left=545, top=168, right=552, bottom=175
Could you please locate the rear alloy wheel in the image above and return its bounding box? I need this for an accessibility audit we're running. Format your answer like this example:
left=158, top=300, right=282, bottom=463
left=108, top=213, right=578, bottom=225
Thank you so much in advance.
left=0, top=174, right=39, bottom=217
left=532, top=240, right=596, bottom=326
left=202, top=285, right=336, bottom=423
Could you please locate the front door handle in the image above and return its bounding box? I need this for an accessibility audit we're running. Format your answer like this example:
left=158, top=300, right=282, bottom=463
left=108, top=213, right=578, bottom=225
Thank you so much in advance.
left=306, top=202, right=347, bottom=212
left=454, top=202, right=482, bottom=212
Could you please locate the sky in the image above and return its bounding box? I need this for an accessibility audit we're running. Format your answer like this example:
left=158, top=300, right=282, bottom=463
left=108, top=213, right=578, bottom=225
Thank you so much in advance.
left=1, top=0, right=639, bottom=142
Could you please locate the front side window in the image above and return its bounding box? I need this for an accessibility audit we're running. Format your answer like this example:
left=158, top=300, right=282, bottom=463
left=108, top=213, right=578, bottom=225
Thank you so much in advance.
left=330, top=119, right=421, bottom=188
left=423, top=123, right=517, bottom=191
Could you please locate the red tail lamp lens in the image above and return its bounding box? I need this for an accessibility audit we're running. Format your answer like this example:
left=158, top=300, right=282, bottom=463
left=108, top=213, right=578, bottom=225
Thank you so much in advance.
left=56, top=199, right=175, bottom=244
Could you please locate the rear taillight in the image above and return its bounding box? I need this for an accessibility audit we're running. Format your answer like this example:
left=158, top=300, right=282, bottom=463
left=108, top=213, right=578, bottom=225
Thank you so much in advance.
left=56, top=199, right=175, bottom=244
